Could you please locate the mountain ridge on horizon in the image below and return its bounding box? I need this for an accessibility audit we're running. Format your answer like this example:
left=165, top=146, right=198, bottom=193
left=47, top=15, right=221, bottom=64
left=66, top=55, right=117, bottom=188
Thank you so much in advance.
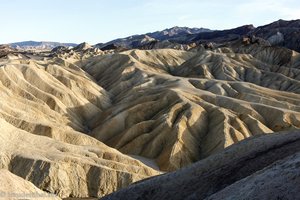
left=5, top=19, right=300, bottom=52
left=5, top=26, right=212, bottom=47
left=96, top=19, right=300, bottom=52
left=8, top=41, right=77, bottom=51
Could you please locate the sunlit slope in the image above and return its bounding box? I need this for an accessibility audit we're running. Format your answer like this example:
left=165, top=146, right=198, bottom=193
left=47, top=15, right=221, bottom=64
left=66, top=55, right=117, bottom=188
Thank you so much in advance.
left=0, top=169, right=61, bottom=200
left=0, top=56, right=159, bottom=198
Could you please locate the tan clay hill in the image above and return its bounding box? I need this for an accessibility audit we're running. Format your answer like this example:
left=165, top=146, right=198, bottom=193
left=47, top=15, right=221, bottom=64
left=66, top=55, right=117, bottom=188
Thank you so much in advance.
left=81, top=45, right=300, bottom=172
left=1, top=39, right=300, bottom=199
left=0, top=52, right=159, bottom=198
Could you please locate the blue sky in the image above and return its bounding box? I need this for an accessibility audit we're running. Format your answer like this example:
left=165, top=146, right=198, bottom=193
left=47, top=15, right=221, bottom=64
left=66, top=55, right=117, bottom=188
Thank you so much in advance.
left=1, top=0, right=300, bottom=44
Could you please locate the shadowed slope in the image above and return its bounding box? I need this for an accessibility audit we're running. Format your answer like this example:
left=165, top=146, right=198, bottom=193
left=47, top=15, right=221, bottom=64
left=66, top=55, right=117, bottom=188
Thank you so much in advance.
left=101, top=130, right=300, bottom=200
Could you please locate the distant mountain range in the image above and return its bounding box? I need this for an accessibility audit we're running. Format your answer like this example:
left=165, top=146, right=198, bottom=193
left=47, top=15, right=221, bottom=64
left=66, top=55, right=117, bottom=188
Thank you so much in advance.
left=6, top=27, right=211, bottom=51
left=9, top=41, right=77, bottom=51
left=97, top=19, right=300, bottom=52
left=96, top=26, right=212, bottom=50
left=6, top=19, right=300, bottom=52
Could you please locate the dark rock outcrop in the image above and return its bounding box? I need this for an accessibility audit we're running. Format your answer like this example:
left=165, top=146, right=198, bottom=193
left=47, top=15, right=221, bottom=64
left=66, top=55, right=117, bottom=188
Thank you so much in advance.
left=250, top=19, right=300, bottom=52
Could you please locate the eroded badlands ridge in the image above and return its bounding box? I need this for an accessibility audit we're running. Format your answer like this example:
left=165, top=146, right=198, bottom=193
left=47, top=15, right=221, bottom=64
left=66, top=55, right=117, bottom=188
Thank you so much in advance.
left=81, top=45, right=300, bottom=171
left=1, top=38, right=300, bottom=198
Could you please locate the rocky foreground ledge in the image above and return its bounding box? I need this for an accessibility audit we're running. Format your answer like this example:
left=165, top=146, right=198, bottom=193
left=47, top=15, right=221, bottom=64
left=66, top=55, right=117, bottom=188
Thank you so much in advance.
left=102, top=130, right=300, bottom=200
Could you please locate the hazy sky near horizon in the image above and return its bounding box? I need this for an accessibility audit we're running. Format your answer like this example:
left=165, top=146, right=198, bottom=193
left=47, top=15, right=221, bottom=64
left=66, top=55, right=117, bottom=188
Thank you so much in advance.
left=1, top=0, right=300, bottom=44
